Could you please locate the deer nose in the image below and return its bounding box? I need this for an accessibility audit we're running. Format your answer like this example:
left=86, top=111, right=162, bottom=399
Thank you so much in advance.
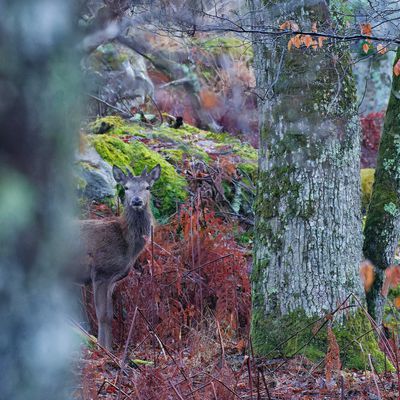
left=131, top=197, right=143, bottom=207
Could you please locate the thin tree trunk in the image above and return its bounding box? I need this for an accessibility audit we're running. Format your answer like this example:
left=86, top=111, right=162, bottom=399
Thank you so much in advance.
left=0, top=1, right=82, bottom=399
left=363, top=48, right=400, bottom=324
left=250, top=0, right=384, bottom=368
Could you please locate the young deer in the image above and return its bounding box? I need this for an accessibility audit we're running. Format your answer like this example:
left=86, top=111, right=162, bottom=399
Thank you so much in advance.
left=76, top=164, right=161, bottom=350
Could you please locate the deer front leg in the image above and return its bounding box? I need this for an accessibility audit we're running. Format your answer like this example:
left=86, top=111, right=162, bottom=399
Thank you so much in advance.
left=93, top=280, right=115, bottom=351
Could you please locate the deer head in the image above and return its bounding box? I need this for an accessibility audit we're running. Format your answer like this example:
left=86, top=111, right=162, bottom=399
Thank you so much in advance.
left=113, top=165, right=161, bottom=210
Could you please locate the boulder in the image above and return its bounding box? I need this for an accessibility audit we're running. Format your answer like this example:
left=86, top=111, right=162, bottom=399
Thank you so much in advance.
left=75, top=145, right=116, bottom=200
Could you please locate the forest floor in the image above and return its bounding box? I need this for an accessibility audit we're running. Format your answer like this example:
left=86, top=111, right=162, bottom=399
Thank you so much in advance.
left=72, top=201, right=400, bottom=400
left=74, top=338, right=400, bottom=399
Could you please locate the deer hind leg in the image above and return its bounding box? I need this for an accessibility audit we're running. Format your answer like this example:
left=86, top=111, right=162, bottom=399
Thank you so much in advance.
left=93, top=280, right=115, bottom=351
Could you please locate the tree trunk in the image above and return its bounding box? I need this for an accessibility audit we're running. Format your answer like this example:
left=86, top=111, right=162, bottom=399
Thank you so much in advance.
left=0, top=1, right=82, bottom=399
left=363, top=48, right=400, bottom=324
left=249, top=0, right=384, bottom=368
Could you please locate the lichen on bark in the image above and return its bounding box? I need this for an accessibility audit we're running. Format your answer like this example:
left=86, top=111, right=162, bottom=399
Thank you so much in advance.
left=363, top=48, right=400, bottom=323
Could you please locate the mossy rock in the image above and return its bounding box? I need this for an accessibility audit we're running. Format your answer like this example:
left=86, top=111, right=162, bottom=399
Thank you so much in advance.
left=92, top=135, right=187, bottom=216
left=85, top=116, right=257, bottom=219
left=361, top=168, right=375, bottom=213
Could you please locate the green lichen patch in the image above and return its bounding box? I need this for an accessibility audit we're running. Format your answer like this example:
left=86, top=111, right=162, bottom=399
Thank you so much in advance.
left=361, top=168, right=375, bottom=213
left=92, top=135, right=187, bottom=216
left=251, top=307, right=391, bottom=372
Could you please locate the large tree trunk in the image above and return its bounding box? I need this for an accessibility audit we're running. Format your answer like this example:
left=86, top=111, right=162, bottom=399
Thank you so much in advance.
left=363, top=48, right=400, bottom=324
left=0, top=1, right=81, bottom=399
left=249, top=0, right=383, bottom=368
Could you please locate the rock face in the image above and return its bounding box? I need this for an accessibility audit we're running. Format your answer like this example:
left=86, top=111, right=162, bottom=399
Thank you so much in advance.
left=85, top=42, right=154, bottom=114
left=76, top=146, right=116, bottom=200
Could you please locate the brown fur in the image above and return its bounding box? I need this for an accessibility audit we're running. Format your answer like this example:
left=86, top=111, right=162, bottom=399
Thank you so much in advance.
left=76, top=164, right=161, bottom=350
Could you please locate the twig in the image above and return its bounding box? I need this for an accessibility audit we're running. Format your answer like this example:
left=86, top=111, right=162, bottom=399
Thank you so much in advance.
left=87, top=93, right=129, bottom=116
left=258, top=367, right=272, bottom=400
left=104, top=379, right=134, bottom=400
left=137, top=309, right=190, bottom=382
left=169, top=380, right=186, bottom=400
left=368, top=354, right=382, bottom=399
left=115, top=307, right=139, bottom=400
left=204, top=372, right=243, bottom=399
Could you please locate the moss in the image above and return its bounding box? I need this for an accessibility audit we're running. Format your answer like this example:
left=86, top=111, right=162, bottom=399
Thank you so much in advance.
left=206, top=132, right=258, bottom=161
left=92, top=135, right=187, bottom=216
left=361, top=168, right=375, bottom=213
left=89, top=116, right=148, bottom=137
left=195, top=36, right=253, bottom=59
left=251, top=307, right=391, bottom=371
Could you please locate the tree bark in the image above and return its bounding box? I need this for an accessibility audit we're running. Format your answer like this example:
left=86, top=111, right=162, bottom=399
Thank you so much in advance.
left=0, top=1, right=82, bottom=398
left=363, top=48, right=400, bottom=324
left=249, top=0, right=382, bottom=368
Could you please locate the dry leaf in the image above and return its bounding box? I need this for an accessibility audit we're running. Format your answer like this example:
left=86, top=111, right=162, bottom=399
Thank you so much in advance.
left=394, top=59, right=400, bottom=77
left=394, top=297, right=400, bottom=309
left=279, top=21, right=291, bottom=30
left=325, top=325, right=341, bottom=385
left=361, top=23, right=372, bottom=37
left=359, top=260, right=375, bottom=292
left=377, top=44, right=388, bottom=55
left=290, top=21, right=300, bottom=31
left=302, top=35, right=312, bottom=48
left=382, top=265, right=400, bottom=297
left=311, top=22, right=318, bottom=33
left=293, top=34, right=301, bottom=48
left=362, top=43, right=370, bottom=54
left=318, top=36, right=327, bottom=48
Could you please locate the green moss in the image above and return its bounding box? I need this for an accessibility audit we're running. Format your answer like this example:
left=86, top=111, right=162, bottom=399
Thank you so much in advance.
left=89, top=116, right=147, bottom=137
left=195, top=36, right=253, bottom=59
left=92, top=135, right=187, bottom=216
left=206, top=132, right=258, bottom=161
left=251, top=307, right=391, bottom=371
left=361, top=168, right=375, bottom=212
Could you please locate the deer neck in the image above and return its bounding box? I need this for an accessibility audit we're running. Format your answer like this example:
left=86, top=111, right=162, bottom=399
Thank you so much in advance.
left=122, top=205, right=153, bottom=257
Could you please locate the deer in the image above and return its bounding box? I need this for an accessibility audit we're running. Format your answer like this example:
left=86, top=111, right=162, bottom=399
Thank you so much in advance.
left=75, top=164, right=161, bottom=350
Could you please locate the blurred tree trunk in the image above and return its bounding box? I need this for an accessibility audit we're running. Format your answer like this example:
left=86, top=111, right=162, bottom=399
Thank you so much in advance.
left=363, top=48, right=400, bottom=324
left=0, top=1, right=81, bottom=399
left=249, top=0, right=383, bottom=368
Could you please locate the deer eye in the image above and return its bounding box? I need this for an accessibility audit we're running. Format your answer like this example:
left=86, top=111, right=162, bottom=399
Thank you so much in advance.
left=146, top=185, right=150, bottom=190
left=124, top=185, right=129, bottom=190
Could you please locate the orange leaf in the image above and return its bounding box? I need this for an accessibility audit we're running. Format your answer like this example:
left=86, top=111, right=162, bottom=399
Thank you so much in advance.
left=311, top=22, right=318, bottom=33
left=394, top=297, right=400, bottom=309
left=362, top=43, right=370, bottom=54
left=382, top=265, right=400, bottom=296
left=302, top=35, right=313, bottom=48
left=377, top=44, right=388, bottom=55
left=288, top=38, right=293, bottom=51
left=290, top=21, right=300, bottom=31
left=318, top=36, right=327, bottom=48
left=359, top=260, right=375, bottom=292
left=394, top=59, right=400, bottom=77
left=279, top=21, right=291, bottom=30
left=361, top=23, right=372, bottom=36
left=293, top=34, right=301, bottom=48
left=279, top=20, right=299, bottom=31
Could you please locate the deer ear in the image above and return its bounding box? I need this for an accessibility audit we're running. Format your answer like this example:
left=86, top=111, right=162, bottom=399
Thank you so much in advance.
left=140, top=166, right=148, bottom=177
left=113, top=165, right=127, bottom=184
left=148, top=164, right=161, bottom=184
